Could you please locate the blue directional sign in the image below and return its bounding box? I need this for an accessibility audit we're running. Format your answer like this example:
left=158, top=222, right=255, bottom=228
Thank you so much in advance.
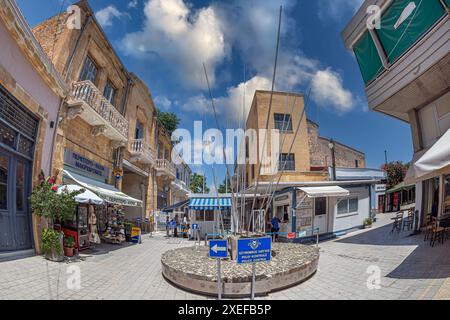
left=169, top=221, right=177, bottom=229
left=237, top=237, right=271, bottom=264
left=209, top=240, right=228, bottom=259
left=192, top=224, right=199, bottom=230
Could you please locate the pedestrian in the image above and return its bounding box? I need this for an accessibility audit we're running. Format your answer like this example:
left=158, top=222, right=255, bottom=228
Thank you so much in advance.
left=149, top=215, right=154, bottom=238
left=174, top=214, right=179, bottom=237
left=166, top=215, right=170, bottom=237
left=271, top=216, right=281, bottom=242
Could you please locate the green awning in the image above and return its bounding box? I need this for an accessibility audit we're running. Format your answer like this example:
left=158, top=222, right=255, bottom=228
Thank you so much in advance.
left=446, top=0, right=450, bottom=8
left=386, top=182, right=415, bottom=194
left=353, top=31, right=384, bottom=84
left=376, top=0, right=446, bottom=63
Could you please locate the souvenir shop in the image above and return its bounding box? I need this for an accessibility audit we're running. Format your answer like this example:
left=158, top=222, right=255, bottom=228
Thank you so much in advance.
left=59, top=150, right=143, bottom=250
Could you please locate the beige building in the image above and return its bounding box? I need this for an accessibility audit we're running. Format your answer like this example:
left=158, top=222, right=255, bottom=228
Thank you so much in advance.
left=31, top=1, right=189, bottom=232
left=242, top=90, right=366, bottom=187
left=342, top=0, right=450, bottom=227
left=236, top=90, right=384, bottom=238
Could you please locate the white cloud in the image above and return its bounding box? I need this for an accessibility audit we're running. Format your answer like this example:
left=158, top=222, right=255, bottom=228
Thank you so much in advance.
left=311, top=69, right=355, bottom=113
left=154, top=96, right=172, bottom=111
left=95, top=5, right=125, bottom=28
left=317, top=0, right=364, bottom=23
left=181, top=94, right=215, bottom=115
left=122, top=0, right=228, bottom=89
left=128, top=0, right=139, bottom=9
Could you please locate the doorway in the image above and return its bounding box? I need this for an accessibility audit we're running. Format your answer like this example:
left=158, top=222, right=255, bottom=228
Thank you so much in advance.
left=313, top=197, right=328, bottom=234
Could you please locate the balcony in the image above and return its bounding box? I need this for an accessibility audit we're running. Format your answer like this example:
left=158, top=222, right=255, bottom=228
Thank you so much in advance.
left=130, top=139, right=156, bottom=165
left=156, top=159, right=176, bottom=179
left=171, top=179, right=190, bottom=195
left=67, top=80, right=129, bottom=143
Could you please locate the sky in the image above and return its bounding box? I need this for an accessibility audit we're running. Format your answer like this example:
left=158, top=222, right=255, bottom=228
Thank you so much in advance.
left=17, top=0, right=413, bottom=191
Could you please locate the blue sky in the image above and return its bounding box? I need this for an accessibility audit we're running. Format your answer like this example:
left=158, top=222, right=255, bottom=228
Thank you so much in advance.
left=18, top=0, right=412, bottom=190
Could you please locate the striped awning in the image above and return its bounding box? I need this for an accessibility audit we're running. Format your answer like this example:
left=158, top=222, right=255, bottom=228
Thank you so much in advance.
left=188, top=197, right=231, bottom=210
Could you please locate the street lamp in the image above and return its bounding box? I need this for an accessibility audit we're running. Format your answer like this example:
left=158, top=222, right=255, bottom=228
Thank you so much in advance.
left=328, top=139, right=336, bottom=181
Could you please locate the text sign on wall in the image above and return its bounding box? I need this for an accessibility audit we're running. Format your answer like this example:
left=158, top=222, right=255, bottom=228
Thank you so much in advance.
left=237, top=237, right=271, bottom=264
left=64, top=149, right=109, bottom=180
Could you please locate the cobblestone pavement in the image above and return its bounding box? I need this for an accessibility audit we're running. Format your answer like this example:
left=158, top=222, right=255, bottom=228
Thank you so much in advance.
left=0, top=213, right=449, bottom=300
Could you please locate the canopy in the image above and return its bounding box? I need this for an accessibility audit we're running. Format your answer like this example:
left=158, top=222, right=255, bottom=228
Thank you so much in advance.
left=405, top=128, right=450, bottom=183
left=188, top=197, right=231, bottom=210
left=298, top=186, right=350, bottom=198
left=385, top=182, right=415, bottom=194
left=57, top=184, right=104, bottom=205
left=63, top=169, right=143, bottom=207
left=162, top=200, right=189, bottom=213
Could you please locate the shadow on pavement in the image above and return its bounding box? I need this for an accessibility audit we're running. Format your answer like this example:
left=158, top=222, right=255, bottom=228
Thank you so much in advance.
left=336, top=220, right=450, bottom=280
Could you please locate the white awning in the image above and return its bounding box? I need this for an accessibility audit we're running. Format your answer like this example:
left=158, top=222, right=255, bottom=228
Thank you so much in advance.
left=58, top=185, right=104, bottom=205
left=63, top=170, right=143, bottom=207
left=405, top=129, right=450, bottom=183
left=298, top=186, right=350, bottom=198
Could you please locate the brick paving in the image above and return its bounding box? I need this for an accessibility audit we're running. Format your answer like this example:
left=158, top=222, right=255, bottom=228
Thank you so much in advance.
left=0, top=213, right=449, bottom=300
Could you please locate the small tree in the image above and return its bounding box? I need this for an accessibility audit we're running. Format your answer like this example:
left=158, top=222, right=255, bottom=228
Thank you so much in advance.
left=218, top=177, right=232, bottom=194
left=190, top=173, right=209, bottom=194
left=381, top=161, right=409, bottom=189
left=157, top=109, right=180, bottom=136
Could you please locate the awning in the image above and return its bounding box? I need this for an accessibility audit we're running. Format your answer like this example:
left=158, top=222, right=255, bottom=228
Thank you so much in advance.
left=298, top=186, right=350, bottom=198
left=162, top=200, right=189, bottom=213
left=405, top=128, right=450, bottom=183
left=63, top=170, right=143, bottom=207
left=58, top=185, right=104, bottom=205
left=188, top=197, right=231, bottom=210
left=385, top=182, right=415, bottom=195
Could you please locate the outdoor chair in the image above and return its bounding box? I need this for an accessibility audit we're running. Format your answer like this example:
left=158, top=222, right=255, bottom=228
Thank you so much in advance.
left=390, top=212, right=403, bottom=233
left=430, top=218, right=446, bottom=247
left=402, top=210, right=414, bottom=231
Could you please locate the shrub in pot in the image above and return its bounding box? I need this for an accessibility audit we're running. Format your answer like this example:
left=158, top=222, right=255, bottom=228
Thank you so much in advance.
left=63, top=236, right=75, bottom=257
left=364, top=218, right=373, bottom=229
left=42, top=228, right=64, bottom=262
left=30, top=170, right=84, bottom=262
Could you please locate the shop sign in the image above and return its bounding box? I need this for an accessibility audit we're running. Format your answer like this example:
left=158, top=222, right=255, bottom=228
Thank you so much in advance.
left=237, top=237, right=271, bottom=264
left=375, top=184, right=386, bottom=192
left=131, top=227, right=141, bottom=244
left=64, top=149, right=109, bottom=180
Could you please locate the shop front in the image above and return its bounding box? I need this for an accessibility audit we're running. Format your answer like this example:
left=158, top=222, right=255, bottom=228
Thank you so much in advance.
left=60, top=150, right=143, bottom=249
left=188, top=196, right=232, bottom=239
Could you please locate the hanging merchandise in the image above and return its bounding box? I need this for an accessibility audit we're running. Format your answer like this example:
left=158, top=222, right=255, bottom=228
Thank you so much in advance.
left=88, top=205, right=101, bottom=244
left=101, top=205, right=126, bottom=244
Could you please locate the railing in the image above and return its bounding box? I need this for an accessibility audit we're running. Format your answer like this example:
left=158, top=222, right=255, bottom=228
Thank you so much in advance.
left=130, top=139, right=155, bottom=164
left=71, top=80, right=129, bottom=138
left=156, top=159, right=176, bottom=177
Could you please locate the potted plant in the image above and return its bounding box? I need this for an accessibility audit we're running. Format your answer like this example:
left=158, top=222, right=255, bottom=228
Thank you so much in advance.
left=30, top=170, right=84, bottom=262
left=42, top=228, right=64, bottom=262
left=364, top=218, right=373, bottom=229
left=63, top=236, right=76, bottom=257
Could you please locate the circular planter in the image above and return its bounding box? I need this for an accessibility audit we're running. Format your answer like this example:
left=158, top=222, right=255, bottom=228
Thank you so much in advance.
left=161, top=243, right=319, bottom=298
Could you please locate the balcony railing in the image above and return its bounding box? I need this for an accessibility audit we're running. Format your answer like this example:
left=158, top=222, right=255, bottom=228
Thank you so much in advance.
left=130, top=139, right=155, bottom=165
left=68, top=80, right=129, bottom=142
left=156, top=159, right=176, bottom=178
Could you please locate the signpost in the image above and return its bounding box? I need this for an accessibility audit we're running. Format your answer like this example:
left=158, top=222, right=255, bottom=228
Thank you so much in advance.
left=209, top=239, right=228, bottom=300
left=237, top=237, right=272, bottom=300
left=192, top=224, right=200, bottom=246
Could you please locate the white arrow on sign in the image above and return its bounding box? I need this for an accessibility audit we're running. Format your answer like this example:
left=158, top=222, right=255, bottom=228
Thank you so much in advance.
left=211, top=244, right=227, bottom=253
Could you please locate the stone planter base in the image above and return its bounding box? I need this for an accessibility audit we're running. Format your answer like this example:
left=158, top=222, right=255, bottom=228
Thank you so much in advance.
left=161, top=243, right=319, bottom=298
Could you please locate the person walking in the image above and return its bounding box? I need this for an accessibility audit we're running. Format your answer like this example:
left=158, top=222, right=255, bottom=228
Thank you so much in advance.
left=174, top=214, right=179, bottom=237
left=166, top=216, right=170, bottom=237
left=271, top=216, right=281, bottom=242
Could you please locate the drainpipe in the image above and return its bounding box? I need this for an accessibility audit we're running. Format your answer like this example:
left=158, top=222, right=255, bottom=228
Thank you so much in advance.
left=114, top=75, right=133, bottom=189
left=49, top=15, right=92, bottom=177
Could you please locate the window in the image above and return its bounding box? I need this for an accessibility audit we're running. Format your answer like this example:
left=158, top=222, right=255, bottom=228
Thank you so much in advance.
left=315, top=197, right=327, bottom=216
left=337, top=197, right=359, bottom=215
left=251, top=164, right=255, bottom=180
left=103, top=81, right=116, bottom=105
left=79, top=56, right=98, bottom=83
left=274, top=113, right=293, bottom=132
left=355, top=160, right=359, bottom=168
left=135, top=121, right=144, bottom=139
left=279, top=153, right=295, bottom=171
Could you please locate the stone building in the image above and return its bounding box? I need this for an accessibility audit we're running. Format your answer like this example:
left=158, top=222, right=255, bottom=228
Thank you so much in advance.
left=236, top=90, right=384, bottom=238
left=0, top=0, right=67, bottom=255
left=342, top=0, right=449, bottom=229
left=307, top=119, right=366, bottom=171
left=31, top=1, right=190, bottom=226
